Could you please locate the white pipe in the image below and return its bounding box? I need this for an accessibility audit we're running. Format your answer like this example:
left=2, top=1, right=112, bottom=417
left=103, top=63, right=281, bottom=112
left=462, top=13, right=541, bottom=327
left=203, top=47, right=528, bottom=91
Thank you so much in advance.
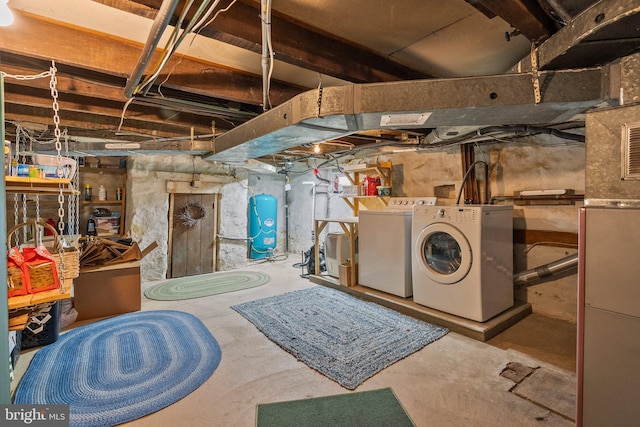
left=302, top=181, right=316, bottom=244
left=260, top=0, right=273, bottom=111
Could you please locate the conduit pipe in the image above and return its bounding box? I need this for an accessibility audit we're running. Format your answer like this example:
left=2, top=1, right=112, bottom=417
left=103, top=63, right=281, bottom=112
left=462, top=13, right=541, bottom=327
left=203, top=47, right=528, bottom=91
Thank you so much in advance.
left=124, top=0, right=180, bottom=98
left=260, top=0, right=273, bottom=111
left=513, top=253, right=579, bottom=285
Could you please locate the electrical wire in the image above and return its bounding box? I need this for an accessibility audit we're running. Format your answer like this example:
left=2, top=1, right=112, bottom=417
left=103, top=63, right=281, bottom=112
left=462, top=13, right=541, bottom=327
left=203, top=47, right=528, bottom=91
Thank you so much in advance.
left=135, top=0, right=223, bottom=96
left=425, top=124, right=585, bottom=148
left=156, top=0, right=239, bottom=95
left=455, top=160, right=487, bottom=205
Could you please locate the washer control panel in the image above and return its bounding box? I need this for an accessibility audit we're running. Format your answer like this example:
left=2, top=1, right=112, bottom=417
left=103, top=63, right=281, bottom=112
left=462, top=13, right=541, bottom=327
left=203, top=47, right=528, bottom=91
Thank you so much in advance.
left=387, top=197, right=437, bottom=211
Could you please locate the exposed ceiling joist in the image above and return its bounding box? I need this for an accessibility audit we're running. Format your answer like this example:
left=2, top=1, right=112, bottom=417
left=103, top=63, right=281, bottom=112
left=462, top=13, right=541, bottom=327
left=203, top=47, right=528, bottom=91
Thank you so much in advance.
left=117, top=0, right=433, bottom=83
left=0, top=12, right=302, bottom=105
left=4, top=0, right=634, bottom=165
left=514, top=0, right=640, bottom=71
left=465, top=0, right=559, bottom=43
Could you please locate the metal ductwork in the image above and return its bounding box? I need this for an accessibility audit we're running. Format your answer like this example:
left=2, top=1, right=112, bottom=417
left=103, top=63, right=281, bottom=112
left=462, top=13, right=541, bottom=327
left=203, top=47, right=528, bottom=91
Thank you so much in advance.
left=513, top=253, right=579, bottom=285
left=205, top=65, right=618, bottom=163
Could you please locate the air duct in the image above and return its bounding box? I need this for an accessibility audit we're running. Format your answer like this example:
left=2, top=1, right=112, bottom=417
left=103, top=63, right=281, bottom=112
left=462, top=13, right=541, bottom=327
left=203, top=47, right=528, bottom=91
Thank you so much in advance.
left=205, top=66, right=618, bottom=163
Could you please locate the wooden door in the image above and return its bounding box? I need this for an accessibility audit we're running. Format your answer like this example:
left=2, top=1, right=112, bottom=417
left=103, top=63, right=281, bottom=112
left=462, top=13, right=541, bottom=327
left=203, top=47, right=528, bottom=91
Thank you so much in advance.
left=170, top=193, right=218, bottom=278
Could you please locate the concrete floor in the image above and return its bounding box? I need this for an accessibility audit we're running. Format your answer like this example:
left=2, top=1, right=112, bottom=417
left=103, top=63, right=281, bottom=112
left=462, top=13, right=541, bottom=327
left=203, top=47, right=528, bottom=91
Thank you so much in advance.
left=14, top=257, right=577, bottom=426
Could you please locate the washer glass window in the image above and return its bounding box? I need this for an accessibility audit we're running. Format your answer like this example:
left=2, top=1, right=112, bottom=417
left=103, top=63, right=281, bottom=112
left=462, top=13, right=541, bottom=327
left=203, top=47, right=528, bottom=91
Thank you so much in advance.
left=424, top=231, right=462, bottom=275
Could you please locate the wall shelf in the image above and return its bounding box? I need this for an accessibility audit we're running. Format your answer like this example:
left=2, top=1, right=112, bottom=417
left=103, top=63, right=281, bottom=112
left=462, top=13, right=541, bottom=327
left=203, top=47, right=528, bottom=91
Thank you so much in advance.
left=79, top=164, right=126, bottom=236
left=5, top=177, right=78, bottom=195
left=81, top=200, right=123, bottom=205
left=341, top=162, right=392, bottom=216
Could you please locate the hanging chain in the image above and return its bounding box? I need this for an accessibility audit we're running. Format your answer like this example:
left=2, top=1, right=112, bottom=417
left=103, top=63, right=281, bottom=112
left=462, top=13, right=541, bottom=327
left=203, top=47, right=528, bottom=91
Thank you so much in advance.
left=316, top=75, right=323, bottom=118
left=72, top=156, right=80, bottom=235
left=50, top=61, right=65, bottom=232
left=65, top=135, right=78, bottom=236
left=21, top=194, right=27, bottom=243
left=13, top=194, right=19, bottom=246
left=49, top=61, right=66, bottom=287
left=35, top=195, right=40, bottom=221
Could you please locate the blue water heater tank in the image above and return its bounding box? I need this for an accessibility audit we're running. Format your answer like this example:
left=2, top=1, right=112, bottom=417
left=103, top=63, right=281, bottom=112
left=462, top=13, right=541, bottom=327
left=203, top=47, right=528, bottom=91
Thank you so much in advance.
left=248, top=194, right=278, bottom=259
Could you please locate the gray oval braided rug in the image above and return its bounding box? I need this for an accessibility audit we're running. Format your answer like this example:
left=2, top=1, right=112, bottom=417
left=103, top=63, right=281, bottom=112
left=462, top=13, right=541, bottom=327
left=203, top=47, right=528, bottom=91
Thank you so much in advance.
left=144, top=271, right=270, bottom=301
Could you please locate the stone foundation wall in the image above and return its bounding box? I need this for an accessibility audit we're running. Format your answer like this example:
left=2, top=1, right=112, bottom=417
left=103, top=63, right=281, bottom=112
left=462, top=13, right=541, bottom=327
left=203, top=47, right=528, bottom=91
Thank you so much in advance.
left=125, top=137, right=583, bottom=322
left=127, top=154, right=248, bottom=283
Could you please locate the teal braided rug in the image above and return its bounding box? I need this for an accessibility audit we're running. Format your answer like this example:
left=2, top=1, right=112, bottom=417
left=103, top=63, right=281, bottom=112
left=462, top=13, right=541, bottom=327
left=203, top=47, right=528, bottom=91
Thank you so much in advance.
left=144, top=271, right=270, bottom=300
left=14, top=310, right=221, bottom=427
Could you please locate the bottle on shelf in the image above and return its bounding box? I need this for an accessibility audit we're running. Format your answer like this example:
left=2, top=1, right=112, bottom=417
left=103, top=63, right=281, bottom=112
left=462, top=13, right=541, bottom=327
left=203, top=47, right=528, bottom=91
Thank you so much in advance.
left=4, top=140, right=10, bottom=176
left=86, top=217, right=97, bottom=236
left=84, top=184, right=92, bottom=201
left=98, top=185, right=107, bottom=201
left=10, top=158, right=18, bottom=177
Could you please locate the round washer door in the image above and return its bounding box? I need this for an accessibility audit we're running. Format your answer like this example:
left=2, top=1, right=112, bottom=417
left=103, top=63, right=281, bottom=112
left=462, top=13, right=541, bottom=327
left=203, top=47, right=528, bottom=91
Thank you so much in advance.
left=414, top=222, right=472, bottom=284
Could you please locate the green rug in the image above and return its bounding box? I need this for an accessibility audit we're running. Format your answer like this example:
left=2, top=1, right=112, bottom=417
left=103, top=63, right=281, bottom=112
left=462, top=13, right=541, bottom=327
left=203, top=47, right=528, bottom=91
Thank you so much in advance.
left=256, top=388, right=415, bottom=427
left=144, top=271, right=270, bottom=301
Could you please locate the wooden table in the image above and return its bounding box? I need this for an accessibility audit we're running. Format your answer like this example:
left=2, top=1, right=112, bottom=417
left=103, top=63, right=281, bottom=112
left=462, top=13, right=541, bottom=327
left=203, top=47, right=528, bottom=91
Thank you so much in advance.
left=314, top=217, right=358, bottom=286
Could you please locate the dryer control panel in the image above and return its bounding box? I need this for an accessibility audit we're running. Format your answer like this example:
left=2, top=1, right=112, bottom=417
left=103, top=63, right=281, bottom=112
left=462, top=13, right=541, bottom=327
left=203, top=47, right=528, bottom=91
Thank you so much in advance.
left=413, top=206, right=481, bottom=223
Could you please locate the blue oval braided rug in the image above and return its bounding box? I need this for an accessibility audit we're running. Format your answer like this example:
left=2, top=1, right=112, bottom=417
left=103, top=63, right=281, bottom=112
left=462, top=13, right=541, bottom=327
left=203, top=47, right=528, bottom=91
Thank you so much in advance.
left=14, top=310, right=222, bottom=427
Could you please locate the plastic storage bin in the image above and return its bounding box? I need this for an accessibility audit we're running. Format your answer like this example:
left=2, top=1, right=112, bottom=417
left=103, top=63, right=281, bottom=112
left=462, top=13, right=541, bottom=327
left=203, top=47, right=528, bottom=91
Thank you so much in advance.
left=20, top=301, right=61, bottom=349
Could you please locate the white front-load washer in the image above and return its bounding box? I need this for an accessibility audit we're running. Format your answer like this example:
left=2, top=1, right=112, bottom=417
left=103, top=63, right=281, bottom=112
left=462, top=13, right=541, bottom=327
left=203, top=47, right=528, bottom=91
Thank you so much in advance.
left=359, top=197, right=437, bottom=297
left=411, top=204, right=513, bottom=322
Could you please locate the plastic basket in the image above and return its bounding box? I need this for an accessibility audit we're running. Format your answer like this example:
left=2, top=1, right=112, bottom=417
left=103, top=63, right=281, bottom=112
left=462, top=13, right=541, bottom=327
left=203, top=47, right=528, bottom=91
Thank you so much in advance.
left=20, top=302, right=61, bottom=349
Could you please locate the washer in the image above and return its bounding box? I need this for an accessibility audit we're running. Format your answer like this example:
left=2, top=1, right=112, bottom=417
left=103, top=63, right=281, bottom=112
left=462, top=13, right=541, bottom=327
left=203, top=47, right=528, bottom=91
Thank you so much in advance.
left=411, top=204, right=513, bottom=322
left=359, top=197, right=437, bottom=297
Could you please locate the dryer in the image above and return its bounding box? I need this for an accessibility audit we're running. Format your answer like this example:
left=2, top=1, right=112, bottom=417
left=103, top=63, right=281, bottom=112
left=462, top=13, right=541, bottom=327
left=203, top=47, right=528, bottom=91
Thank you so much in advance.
left=411, top=204, right=513, bottom=322
left=359, top=197, right=436, bottom=297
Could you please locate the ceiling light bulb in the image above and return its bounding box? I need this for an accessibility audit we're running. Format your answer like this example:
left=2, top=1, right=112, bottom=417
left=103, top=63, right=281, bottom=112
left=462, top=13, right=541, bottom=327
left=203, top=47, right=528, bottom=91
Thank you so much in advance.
left=314, top=144, right=320, bottom=153
left=0, top=0, right=14, bottom=27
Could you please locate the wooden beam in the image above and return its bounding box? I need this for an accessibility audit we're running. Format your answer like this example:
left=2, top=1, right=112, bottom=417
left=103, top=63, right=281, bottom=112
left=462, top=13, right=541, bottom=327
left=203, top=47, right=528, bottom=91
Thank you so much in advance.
left=513, top=229, right=578, bottom=247
left=4, top=101, right=208, bottom=139
left=3, top=81, right=236, bottom=132
left=0, top=12, right=302, bottom=106
left=0, top=57, right=260, bottom=119
left=112, top=0, right=433, bottom=83
left=464, top=0, right=557, bottom=43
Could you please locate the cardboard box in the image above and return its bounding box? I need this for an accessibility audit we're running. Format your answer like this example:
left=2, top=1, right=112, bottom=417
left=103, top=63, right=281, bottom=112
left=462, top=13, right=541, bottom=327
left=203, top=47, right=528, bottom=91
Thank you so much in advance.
left=339, top=263, right=358, bottom=287
left=95, top=216, right=120, bottom=228
left=342, top=185, right=362, bottom=196
left=74, top=261, right=141, bottom=320
left=95, top=216, right=120, bottom=236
